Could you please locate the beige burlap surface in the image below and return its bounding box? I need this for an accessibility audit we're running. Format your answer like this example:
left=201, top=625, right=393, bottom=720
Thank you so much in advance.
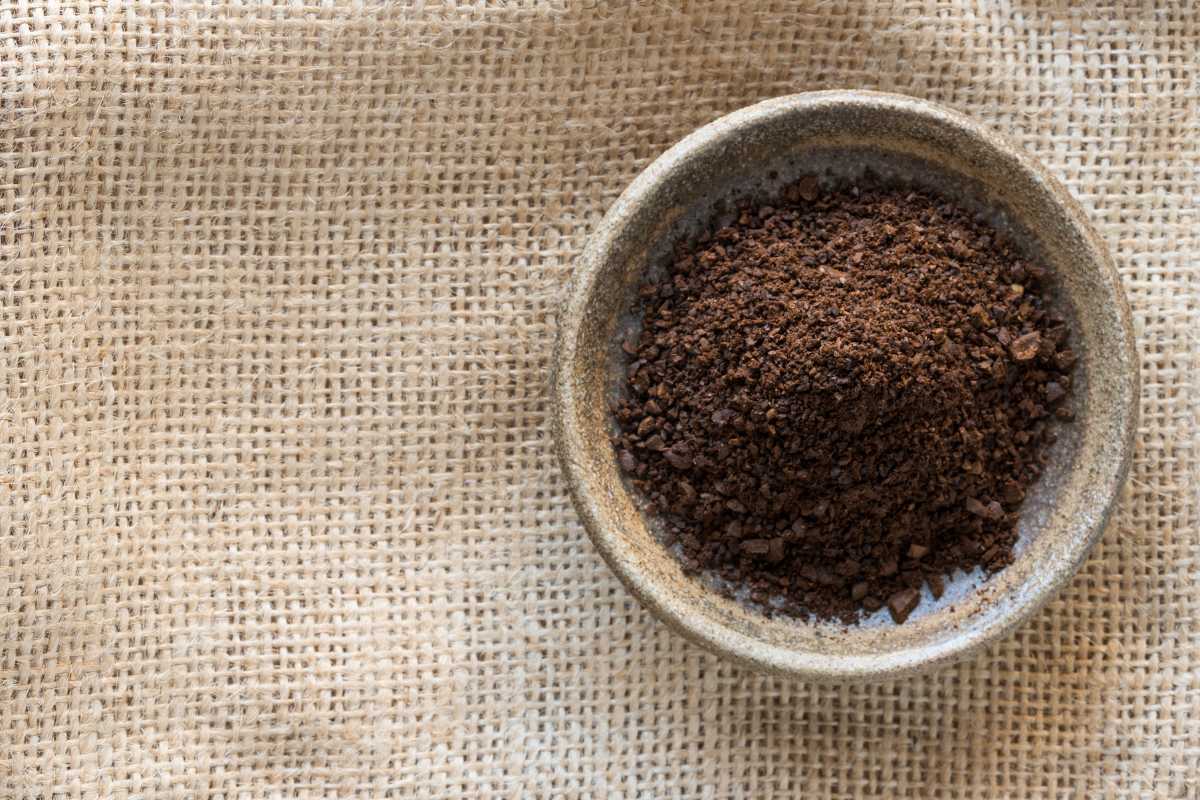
left=1, top=2, right=1197, bottom=797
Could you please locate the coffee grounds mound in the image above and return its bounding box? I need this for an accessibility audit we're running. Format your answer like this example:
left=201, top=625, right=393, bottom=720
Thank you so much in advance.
left=611, top=178, right=1076, bottom=624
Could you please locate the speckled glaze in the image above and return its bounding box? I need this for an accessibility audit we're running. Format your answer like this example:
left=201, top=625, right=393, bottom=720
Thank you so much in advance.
left=551, top=92, right=1138, bottom=681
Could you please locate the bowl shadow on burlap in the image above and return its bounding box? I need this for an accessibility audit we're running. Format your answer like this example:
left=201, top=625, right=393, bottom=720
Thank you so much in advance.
left=565, top=532, right=1125, bottom=788
left=753, top=521, right=1137, bottom=788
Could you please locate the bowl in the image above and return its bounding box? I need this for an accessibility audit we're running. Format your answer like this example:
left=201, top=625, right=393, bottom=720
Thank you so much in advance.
left=550, top=91, right=1138, bottom=680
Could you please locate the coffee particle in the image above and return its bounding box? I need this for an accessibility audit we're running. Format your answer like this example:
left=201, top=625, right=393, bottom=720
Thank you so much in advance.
left=887, top=588, right=921, bottom=624
left=1054, top=348, right=1078, bottom=371
left=767, top=538, right=786, bottom=563
left=636, top=417, right=655, bottom=438
left=663, top=443, right=692, bottom=470
left=1010, top=331, right=1042, bottom=362
left=740, top=539, right=771, bottom=556
left=712, top=408, right=737, bottom=426
left=796, top=175, right=819, bottom=202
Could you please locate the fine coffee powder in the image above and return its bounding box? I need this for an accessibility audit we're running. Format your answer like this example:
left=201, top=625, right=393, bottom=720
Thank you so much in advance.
left=611, top=177, right=1076, bottom=623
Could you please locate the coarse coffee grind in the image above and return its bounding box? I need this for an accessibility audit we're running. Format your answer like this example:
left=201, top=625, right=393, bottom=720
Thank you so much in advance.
left=610, top=176, right=1077, bottom=624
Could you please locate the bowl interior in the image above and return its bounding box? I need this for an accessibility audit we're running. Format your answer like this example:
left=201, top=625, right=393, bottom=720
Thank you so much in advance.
left=555, top=94, right=1136, bottom=679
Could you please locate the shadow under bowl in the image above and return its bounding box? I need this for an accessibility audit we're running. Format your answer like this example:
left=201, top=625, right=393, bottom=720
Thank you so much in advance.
left=551, top=91, right=1138, bottom=681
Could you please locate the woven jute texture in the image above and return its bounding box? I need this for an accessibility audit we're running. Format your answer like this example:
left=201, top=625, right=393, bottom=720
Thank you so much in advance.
left=1, top=2, right=1197, bottom=797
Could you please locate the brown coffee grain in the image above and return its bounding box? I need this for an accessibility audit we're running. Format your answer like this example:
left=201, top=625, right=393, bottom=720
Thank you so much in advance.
left=611, top=178, right=1076, bottom=623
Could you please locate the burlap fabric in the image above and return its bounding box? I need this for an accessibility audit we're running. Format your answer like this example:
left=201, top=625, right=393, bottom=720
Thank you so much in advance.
left=1, top=2, right=1196, bottom=797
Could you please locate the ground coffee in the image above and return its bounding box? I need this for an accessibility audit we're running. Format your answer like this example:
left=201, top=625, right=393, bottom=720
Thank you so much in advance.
left=611, top=177, right=1076, bottom=623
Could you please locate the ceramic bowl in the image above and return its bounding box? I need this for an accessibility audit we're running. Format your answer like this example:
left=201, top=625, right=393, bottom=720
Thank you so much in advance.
left=551, top=91, right=1137, bottom=680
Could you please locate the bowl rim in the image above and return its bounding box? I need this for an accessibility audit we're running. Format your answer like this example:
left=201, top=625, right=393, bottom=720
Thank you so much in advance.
left=551, top=90, right=1139, bottom=680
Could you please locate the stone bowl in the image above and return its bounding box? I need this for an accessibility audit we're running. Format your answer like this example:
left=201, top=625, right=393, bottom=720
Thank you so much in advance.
left=550, top=91, right=1138, bottom=681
